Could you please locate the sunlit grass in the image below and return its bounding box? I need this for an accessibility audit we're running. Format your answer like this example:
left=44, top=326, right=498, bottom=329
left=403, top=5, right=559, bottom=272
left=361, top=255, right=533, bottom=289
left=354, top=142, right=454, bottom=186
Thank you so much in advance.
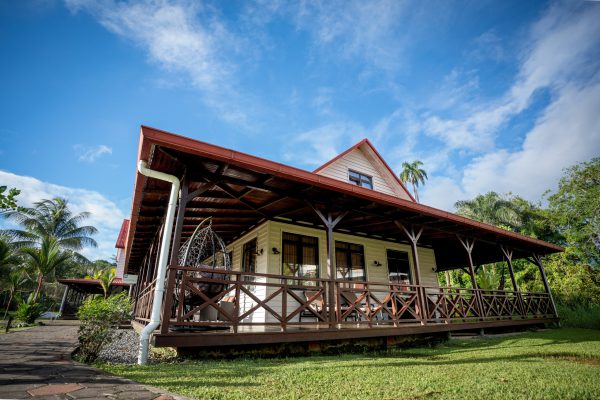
left=99, top=328, right=600, bottom=400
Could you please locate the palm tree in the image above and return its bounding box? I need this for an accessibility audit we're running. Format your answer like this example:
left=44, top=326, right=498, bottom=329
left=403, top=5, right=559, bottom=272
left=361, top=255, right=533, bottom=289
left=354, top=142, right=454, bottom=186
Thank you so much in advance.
left=4, top=198, right=97, bottom=251
left=2, top=198, right=97, bottom=300
left=454, top=192, right=521, bottom=228
left=399, top=161, right=428, bottom=203
left=21, top=237, right=72, bottom=300
left=87, top=267, right=116, bottom=299
left=0, top=237, right=20, bottom=269
left=3, top=268, right=29, bottom=319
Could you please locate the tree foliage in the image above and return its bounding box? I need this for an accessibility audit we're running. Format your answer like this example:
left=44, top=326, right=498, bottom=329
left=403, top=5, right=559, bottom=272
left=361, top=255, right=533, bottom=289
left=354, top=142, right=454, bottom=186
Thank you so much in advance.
left=1, top=197, right=98, bottom=303
left=0, top=186, right=21, bottom=213
left=4, top=197, right=98, bottom=250
left=399, top=160, right=428, bottom=203
left=453, top=158, right=600, bottom=323
left=87, top=267, right=116, bottom=299
left=546, top=157, right=599, bottom=267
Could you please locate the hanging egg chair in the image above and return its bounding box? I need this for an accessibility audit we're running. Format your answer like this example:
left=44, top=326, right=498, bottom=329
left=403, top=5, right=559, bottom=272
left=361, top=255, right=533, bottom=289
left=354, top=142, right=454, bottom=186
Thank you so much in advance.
left=175, top=218, right=232, bottom=318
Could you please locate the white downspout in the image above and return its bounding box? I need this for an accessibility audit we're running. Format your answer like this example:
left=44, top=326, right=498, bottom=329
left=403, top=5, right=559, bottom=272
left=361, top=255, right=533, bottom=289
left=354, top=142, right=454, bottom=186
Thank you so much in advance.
left=136, top=160, right=180, bottom=365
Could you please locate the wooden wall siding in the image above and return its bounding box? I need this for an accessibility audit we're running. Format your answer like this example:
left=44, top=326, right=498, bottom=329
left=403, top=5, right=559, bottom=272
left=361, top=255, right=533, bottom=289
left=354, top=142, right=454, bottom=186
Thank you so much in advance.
left=417, top=247, right=439, bottom=287
left=316, top=148, right=396, bottom=196
left=315, top=147, right=412, bottom=201
left=115, top=247, right=125, bottom=279
left=262, top=221, right=440, bottom=323
left=360, top=145, right=413, bottom=201
left=226, top=223, right=269, bottom=323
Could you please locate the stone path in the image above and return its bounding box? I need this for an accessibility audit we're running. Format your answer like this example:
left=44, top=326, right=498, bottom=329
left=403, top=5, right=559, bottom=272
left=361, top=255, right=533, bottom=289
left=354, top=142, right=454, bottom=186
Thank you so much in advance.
left=0, top=321, right=188, bottom=400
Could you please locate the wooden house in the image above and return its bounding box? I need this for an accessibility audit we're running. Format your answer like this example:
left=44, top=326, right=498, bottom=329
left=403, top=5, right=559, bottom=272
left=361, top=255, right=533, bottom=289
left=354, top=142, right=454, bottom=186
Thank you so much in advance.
left=126, top=126, right=560, bottom=352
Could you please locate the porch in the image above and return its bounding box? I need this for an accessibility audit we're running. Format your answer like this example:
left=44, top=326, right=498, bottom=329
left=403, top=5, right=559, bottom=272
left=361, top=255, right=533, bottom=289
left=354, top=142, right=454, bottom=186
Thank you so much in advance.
left=134, top=265, right=557, bottom=348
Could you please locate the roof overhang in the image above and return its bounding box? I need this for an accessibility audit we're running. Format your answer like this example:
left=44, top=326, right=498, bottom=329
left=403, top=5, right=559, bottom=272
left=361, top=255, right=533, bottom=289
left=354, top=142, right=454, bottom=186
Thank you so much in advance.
left=57, top=278, right=129, bottom=294
left=124, top=126, right=563, bottom=274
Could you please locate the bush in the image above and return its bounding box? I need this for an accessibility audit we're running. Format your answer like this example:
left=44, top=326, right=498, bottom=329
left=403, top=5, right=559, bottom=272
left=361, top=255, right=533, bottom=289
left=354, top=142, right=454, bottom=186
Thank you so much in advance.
left=15, top=294, right=43, bottom=325
left=557, top=303, right=600, bottom=330
left=76, top=293, right=132, bottom=363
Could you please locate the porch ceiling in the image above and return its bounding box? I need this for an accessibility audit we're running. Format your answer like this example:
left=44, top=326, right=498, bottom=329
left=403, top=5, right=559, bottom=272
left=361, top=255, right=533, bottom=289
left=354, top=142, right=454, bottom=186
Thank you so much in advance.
left=125, top=126, right=563, bottom=274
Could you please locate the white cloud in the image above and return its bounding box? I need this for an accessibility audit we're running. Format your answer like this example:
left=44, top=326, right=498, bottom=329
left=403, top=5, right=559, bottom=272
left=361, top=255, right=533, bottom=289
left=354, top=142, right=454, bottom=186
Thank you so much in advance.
left=65, top=0, right=258, bottom=128
left=422, top=3, right=600, bottom=152
left=0, top=170, right=126, bottom=261
left=292, top=0, right=408, bottom=72
left=422, top=80, right=600, bottom=210
left=418, top=3, right=600, bottom=210
left=283, top=121, right=365, bottom=167
left=73, top=144, right=112, bottom=162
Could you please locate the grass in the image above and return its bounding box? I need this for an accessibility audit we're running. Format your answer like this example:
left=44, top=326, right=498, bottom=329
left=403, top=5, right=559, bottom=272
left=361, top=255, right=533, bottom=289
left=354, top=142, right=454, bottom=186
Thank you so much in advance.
left=99, top=328, right=600, bottom=400
left=557, top=303, right=600, bottom=330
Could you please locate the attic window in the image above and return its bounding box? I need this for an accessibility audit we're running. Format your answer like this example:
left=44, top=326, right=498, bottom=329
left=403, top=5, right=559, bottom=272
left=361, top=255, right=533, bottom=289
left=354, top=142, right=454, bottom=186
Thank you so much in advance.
left=348, top=170, right=373, bottom=189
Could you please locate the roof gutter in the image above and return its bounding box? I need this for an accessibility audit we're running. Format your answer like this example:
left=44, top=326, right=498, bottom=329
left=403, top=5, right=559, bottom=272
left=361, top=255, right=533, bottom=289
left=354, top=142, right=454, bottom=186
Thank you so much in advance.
left=136, top=160, right=180, bottom=365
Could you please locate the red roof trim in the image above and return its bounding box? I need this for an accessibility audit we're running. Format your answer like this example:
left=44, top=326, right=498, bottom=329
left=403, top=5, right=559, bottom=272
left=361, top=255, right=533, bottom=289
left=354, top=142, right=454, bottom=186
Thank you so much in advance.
left=313, top=138, right=416, bottom=202
left=124, top=126, right=563, bottom=273
left=115, top=219, right=130, bottom=249
left=57, top=278, right=128, bottom=286
left=313, top=138, right=368, bottom=173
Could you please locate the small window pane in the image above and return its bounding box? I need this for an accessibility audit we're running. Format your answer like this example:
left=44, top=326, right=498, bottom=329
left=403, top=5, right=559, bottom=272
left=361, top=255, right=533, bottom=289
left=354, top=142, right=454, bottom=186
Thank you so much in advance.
left=348, top=170, right=373, bottom=190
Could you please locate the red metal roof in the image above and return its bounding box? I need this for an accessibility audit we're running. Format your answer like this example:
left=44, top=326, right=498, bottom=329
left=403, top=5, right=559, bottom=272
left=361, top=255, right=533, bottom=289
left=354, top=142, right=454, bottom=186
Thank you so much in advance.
left=115, top=219, right=130, bottom=249
left=124, top=125, right=563, bottom=272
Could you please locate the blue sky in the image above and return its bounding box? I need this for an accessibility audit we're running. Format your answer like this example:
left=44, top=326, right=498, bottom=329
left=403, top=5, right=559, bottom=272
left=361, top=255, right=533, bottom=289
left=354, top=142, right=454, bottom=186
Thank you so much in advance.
left=1, top=0, right=599, bottom=260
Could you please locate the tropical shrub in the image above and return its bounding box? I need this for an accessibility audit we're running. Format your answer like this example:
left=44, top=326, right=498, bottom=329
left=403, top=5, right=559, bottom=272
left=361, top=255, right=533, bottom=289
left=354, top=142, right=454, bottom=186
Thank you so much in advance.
left=76, top=292, right=132, bottom=363
left=15, top=294, right=43, bottom=324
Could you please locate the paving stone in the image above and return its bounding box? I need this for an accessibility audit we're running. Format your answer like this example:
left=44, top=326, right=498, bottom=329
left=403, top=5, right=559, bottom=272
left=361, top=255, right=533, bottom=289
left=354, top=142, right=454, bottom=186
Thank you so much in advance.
left=114, top=391, right=159, bottom=400
left=0, top=382, right=45, bottom=392
left=66, top=387, right=116, bottom=398
left=27, top=383, right=84, bottom=396
left=0, top=390, right=31, bottom=399
left=0, top=323, right=190, bottom=400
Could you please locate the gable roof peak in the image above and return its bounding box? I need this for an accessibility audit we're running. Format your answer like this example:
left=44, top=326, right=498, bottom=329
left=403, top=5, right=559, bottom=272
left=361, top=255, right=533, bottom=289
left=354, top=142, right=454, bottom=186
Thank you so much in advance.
left=313, top=137, right=416, bottom=202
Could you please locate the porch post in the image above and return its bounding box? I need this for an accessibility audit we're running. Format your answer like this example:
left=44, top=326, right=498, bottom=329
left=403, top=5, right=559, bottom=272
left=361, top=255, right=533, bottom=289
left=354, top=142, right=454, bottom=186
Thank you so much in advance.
left=59, top=285, right=69, bottom=315
left=310, top=205, right=347, bottom=327
left=500, top=246, right=524, bottom=317
left=456, top=235, right=484, bottom=318
left=530, top=253, right=559, bottom=318
left=160, top=179, right=188, bottom=334
left=394, top=221, right=427, bottom=325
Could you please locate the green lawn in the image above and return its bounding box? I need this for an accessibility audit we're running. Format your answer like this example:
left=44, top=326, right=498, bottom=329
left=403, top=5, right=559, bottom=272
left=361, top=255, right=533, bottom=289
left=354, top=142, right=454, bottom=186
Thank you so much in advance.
left=100, top=328, right=600, bottom=400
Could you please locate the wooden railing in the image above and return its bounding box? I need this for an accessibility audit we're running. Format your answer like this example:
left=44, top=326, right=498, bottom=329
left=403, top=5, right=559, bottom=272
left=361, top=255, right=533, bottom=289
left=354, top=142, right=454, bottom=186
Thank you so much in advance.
left=147, top=265, right=556, bottom=332
left=133, top=278, right=157, bottom=323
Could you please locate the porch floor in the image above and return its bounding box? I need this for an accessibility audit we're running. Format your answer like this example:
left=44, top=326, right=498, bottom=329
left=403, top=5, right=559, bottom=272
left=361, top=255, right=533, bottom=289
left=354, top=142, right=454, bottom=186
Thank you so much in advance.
left=145, top=317, right=558, bottom=348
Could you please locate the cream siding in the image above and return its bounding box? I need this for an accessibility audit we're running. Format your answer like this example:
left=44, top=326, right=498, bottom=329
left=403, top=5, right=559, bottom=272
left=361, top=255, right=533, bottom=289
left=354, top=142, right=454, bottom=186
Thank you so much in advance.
left=115, top=248, right=125, bottom=279
left=222, top=221, right=440, bottom=323
left=315, top=146, right=413, bottom=201
left=226, top=223, right=269, bottom=323
left=262, top=221, right=440, bottom=322
left=316, top=148, right=397, bottom=196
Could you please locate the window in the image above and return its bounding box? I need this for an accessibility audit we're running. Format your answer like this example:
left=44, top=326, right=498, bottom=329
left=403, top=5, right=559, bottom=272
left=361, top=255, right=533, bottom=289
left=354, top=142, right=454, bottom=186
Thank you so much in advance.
left=387, top=249, right=411, bottom=283
left=282, top=232, right=319, bottom=282
left=335, top=241, right=366, bottom=281
left=242, top=238, right=257, bottom=274
left=348, top=170, right=373, bottom=189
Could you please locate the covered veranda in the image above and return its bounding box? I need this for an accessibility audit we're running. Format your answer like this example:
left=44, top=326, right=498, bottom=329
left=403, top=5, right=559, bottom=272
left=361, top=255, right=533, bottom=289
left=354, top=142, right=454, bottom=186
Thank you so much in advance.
left=126, top=126, right=562, bottom=349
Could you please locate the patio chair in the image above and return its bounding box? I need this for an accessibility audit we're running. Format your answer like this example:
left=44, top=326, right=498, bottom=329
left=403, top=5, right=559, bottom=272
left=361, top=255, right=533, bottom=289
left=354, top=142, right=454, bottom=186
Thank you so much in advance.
left=299, top=290, right=325, bottom=322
